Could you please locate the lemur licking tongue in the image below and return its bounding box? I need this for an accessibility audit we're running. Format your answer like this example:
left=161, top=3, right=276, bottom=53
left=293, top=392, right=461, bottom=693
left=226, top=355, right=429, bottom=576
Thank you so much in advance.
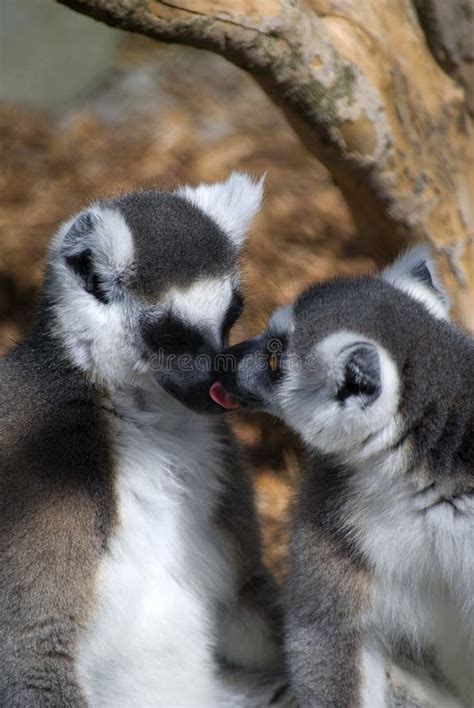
left=216, top=248, right=474, bottom=707
left=0, top=174, right=290, bottom=707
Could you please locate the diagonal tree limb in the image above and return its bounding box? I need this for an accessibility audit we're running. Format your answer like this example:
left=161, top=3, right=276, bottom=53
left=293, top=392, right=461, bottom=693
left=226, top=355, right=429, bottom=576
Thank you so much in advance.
left=58, top=0, right=473, bottom=326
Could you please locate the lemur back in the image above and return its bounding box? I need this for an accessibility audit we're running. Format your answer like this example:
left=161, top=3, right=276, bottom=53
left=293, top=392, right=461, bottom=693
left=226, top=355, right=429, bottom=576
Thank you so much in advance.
left=0, top=174, right=290, bottom=707
left=214, top=248, right=474, bottom=707
left=1, top=328, right=114, bottom=705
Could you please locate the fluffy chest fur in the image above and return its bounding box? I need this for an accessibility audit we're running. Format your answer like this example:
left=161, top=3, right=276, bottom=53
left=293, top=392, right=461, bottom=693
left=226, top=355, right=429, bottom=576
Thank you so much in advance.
left=347, top=452, right=474, bottom=703
left=77, top=396, right=235, bottom=707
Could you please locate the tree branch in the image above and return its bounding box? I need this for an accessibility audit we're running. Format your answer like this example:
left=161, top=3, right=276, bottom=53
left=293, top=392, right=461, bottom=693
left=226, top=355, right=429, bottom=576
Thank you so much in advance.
left=414, top=0, right=474, bottom=115
left=58, top=0, right=474, bottom=325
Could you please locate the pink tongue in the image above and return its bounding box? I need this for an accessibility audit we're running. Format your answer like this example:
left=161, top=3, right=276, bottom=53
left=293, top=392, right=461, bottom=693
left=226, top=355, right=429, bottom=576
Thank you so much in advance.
left=209, top=381, right=240, bottom=410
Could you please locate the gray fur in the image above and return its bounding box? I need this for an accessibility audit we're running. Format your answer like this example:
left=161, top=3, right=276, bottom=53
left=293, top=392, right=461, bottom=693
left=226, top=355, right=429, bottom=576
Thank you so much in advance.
left=0, top=327, right=115, bottom=706
left=0, top=180, right=284, bottom=705
left=291, top=274, right=473, bottom=474
left=218, top=250, right=473, bottom=707
left=109, top=190, right=237, bottom=298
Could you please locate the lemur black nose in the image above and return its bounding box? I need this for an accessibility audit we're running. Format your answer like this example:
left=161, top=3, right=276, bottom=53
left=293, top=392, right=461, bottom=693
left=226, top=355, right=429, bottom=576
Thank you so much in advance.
left=212, top=338, right=266, bottom=407
left=213, top=331, right=287, bottom=413
left=216, top=342, right=241, bottom=366
left=215, top=339, right=260, bottom=379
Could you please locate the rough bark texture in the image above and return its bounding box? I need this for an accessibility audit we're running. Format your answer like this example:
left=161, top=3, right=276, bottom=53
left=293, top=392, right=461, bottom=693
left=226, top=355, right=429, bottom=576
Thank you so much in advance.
left=58, top=0, right=473, bottom=326
left=415, top=0, right=474, bottom=114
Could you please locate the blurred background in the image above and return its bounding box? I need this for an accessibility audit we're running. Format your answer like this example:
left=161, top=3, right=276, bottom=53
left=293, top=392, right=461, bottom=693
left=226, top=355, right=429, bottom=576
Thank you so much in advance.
left=0, top=0, right=376, bottom=579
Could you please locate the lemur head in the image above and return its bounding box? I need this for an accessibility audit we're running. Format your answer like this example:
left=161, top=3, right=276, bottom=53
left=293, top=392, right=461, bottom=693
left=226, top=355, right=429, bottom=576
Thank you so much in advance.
left=45, top=173, right=263, bottom=413
left=213, top=247, right=452, bottom=454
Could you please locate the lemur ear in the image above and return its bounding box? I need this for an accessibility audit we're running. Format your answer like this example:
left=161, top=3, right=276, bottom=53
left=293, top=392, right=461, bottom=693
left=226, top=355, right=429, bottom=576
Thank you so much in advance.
left=61, top=211, right=110, bottom=304
left=335, top=341, right=381, bottom=403
left=177, top=172, right=264, bottom=248
left=62, top=211, right=99, bottom=250
left=380, top=245, right=449, bottom=319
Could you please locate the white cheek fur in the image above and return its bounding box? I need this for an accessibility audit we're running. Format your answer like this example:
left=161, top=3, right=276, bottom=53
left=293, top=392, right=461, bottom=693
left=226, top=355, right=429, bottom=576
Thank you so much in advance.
left=278, top=331, right=400, bottom=457
left=50, top=206, right=143, bottom=386
left=51, top=286, right=145, bottom=386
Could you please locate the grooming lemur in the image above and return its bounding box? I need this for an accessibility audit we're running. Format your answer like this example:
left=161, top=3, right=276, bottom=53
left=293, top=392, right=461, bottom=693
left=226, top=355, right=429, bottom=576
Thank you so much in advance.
left=0, top=174, right=287, bottom=707
left=213, top=248, right=474, bottom=707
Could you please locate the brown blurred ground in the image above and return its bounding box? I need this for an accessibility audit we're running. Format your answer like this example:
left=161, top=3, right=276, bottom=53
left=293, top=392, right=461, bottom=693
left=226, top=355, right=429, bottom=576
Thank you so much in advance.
left=0, top=36, right=375, bottom=581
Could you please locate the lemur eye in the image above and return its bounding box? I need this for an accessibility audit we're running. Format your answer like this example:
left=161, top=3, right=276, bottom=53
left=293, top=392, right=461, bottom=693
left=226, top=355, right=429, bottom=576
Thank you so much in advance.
left=269, top=353, right=279, bottom=372
left=268, top=352, right=283, bottom=382
left=222, top=291, right=244, bottom=342
left=267, top=335, right=287, bottom=382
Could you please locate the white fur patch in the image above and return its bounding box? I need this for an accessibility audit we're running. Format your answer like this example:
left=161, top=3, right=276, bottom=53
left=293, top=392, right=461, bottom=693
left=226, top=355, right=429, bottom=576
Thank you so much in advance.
left=49, top=207, right=143, bottom=385
left=178, top=172, right=264, bottom=248
left=360, top=645, right=387, bottom=708
left=165, top=276, right=235, bottom=347
left=349, top=458, right=474, bottom=705
left=93, top=207, right=135, bottom=270
left=279, top=331, right=400, bottom=456
left=77, top=390, right=234, bottom=707
left=52, top=291, right=139, bottom=384
left=76, top=387, right=287, bottom=707
left=381, top=245, right=449, bottom=320
left=54, top=206, right=134, bottom=271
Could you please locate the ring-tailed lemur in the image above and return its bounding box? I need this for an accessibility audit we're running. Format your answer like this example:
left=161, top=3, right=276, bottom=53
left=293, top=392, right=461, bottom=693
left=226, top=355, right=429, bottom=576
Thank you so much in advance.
left=212, top=248, right=474, bottom=707
left=0, top=174, right=289, bottom=707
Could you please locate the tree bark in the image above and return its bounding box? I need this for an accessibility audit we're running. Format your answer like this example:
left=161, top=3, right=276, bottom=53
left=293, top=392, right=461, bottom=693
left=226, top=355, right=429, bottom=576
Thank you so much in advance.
left=58, top=0, right=473, bottom=326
